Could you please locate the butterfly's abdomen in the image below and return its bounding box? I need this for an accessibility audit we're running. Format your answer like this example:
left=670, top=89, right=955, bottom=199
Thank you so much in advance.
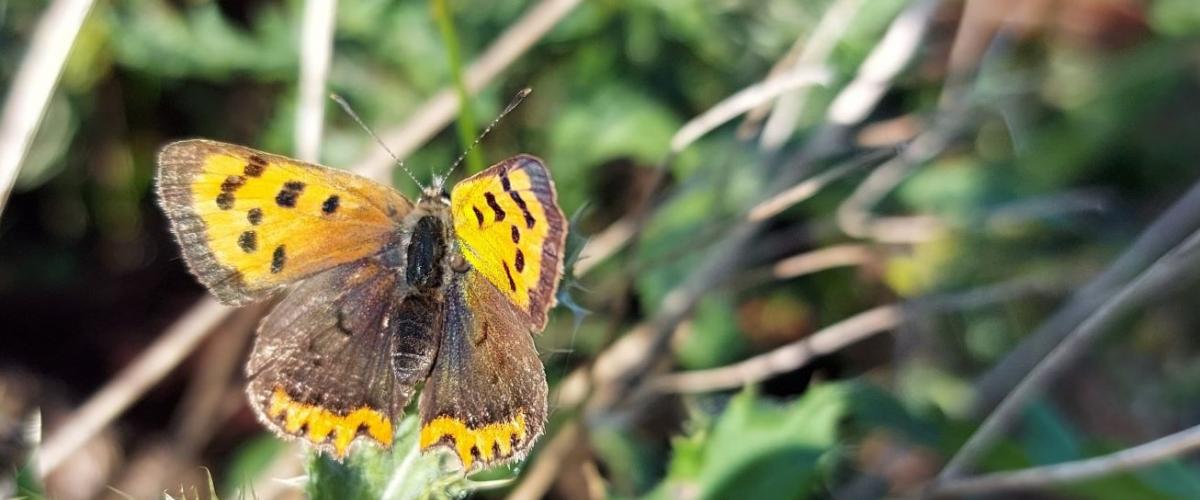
left=405, top=215, right=447, bottom=290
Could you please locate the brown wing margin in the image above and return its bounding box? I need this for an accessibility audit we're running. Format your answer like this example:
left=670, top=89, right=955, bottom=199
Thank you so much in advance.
left=417, top=270, right=548, bottom=471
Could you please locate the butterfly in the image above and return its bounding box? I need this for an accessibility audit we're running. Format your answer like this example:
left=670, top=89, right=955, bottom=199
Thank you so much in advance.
left=155, top=138, right=566, bottom=471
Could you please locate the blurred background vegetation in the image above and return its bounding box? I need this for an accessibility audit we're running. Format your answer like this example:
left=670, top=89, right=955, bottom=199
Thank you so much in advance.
left=4, top=0, right=1200, bottom=498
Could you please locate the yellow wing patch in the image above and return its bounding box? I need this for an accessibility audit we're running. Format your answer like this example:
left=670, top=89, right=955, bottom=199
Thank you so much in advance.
left=157, top=139, right=412, bottom=305
left=449, top=155, right=567, bottom=329
left=267, top=386, right=394, bottom=458
left=419, top=413, right=528, bottom=470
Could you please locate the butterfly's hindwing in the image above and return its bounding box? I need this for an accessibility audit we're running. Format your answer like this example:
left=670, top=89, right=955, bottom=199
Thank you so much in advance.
left=246, top=259, right=439, bottom=459
left=449, top=155, right=567, bottom=329
left=417, top=270, right=549, bottom=471
left=156, top=139, right=413, bottom=305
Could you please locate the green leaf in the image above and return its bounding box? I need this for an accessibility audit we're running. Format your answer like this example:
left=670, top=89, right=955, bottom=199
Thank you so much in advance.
left=1150, top=0, right=1200, bottom=37
left=650, top=384, right=850, bottom=500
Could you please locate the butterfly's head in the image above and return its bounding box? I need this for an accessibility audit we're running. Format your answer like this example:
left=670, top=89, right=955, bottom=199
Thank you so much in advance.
left=422, top=178, right=451, bottom=205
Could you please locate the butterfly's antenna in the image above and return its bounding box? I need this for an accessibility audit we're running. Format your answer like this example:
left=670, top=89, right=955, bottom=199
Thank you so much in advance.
left=329, top=93, right=426, bottom=190
left=438, top=88, right=532, bottom=189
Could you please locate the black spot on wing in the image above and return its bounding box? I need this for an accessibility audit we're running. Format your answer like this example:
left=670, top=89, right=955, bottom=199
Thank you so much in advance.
left=247, top=208, right=263, bottom=225
left=275, top=181, right=305, bottom=208
left=322, top=194, right=340, bottom=215
left=245, top=155, right=267, bottom=177
left=509, top=191, right=536, bottom=229
left=216, top=192, right=234, bottom=210
left=238, top=231, right=257, bottom=253
left=472, top=206, right=484, bottom=226
left=484, top=192, right=506, bottom=222
left=221, top=175, right=246, bottom=193
left=502, top=261, right=517, bottom=291
left=515, top=248, right=525, bottom=272
left=271, top=245, right=286, bottom=273
left=511, top=225, right=520, bottom=243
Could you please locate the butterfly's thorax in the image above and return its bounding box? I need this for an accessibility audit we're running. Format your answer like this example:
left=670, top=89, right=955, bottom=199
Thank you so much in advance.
left=388, top=192, right=457, bottom=296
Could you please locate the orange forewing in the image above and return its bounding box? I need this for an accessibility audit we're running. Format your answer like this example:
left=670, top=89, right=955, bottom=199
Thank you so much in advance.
left=156, top=139, right=412, bottom=305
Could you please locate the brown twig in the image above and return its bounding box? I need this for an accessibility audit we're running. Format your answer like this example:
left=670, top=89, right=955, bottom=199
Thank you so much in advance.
left=294, top=0, right=339, bottom=163
left=757, top=0, right=865, bottom=150
left=669, top=67, right=831, bottom=153
left=930, top=422, right=1200, bottom=497
left=835, top=124, right=955, bottom=242
left=747, top=148, right=892, bottom=222
left=0, top=0, right=97, bottom=218
left=651, top=276, right=1056, bottom=394
left=936, top=227, right=1200, bottom=481
left=970, top=179, right=1200, bottom=416
left=772, top=244, right=875, bottom=280
left=826, top=0, right=942, bottom=126
left=38, top=298, right=231, bottom=475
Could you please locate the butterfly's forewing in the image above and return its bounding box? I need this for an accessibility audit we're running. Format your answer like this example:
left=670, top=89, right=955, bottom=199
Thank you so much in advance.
left=247, top=259, right=440, bottom=458
left=156, top=139, right=413, bottom=305
left=418, top=270, right=548, bottom=471
left=448, top=155, right=567, bottom=329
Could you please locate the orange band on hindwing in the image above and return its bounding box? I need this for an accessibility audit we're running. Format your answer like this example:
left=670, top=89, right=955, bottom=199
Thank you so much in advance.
left=267, top=386, right=394, bottom=458
left=418, top=413, right=528, bottom=470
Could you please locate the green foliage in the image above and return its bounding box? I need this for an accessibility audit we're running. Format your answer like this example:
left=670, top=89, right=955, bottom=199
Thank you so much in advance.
left=648, top=385, right=850, bottom=499
left=1150, top=0, right=1200, bottom=37
left=431, top=0, right=483, bottom=174
left=220, top=434, right=286, bottom=498
left=108, top=0, right=299, bottom=80
left=674, top=294, right=747, bottom=370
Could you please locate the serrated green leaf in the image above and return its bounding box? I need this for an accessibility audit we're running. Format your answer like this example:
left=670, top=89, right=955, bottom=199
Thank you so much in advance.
left=651, top=384, right=850, bottom=500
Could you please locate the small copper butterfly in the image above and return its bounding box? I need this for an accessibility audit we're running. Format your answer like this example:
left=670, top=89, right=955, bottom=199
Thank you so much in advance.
left=155, top=135, right=566, bottom=470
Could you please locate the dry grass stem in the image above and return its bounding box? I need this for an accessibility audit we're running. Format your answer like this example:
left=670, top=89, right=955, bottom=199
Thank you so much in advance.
left=669, top=68, right=831, bottom=153
left=0, top=0, right=97, bottom=218
left=931, top=423, right=1200, bottom=497
left=937, top=228, right=1200, bottom=481
left=747, top=149, right=890, bottom=222
left=39, top=298, right=231, bottom=476
left=970, top=179, right=1200, bottom=416
left=771, top=244, right=875, bottom=280
left=827, top=0, right=941, bottom=126
left=652, top=277, right=1056, bottom=394
left=576, top=218, right=636, bottom=276
left=507, top=422, right=584, bottom=500
left=758, top=0, right=865, bottom=150
left=836, top=125, right=955, bottom=242
left=294, top=0, right=339, bottom=163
